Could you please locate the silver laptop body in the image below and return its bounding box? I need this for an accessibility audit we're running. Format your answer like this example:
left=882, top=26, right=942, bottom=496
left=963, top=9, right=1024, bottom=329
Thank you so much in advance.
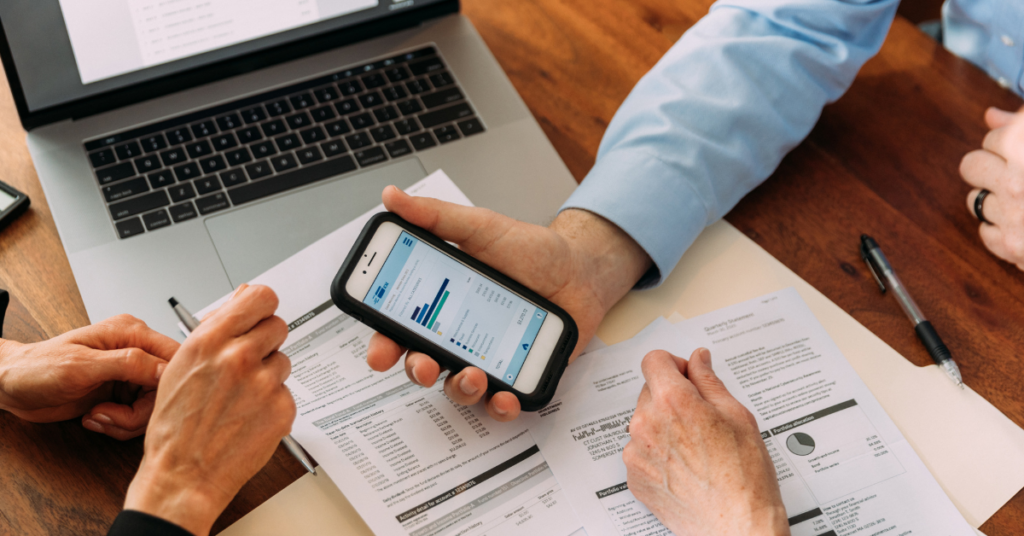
left=1, top=3, right=576, bottom=337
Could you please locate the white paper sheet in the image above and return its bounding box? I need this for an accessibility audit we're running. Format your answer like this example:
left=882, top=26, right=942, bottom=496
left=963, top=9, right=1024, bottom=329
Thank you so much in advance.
left=524, top=290, right=975, bottom=536
left=200, top=171, right=582, bottom=536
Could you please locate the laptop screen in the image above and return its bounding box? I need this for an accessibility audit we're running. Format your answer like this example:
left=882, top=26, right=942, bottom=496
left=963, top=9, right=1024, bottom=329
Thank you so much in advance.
left=0, top=0, right=447, bottom=114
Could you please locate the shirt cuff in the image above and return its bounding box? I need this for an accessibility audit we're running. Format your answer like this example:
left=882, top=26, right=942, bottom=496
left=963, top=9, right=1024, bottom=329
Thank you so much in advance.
left=560, top=148, right=708, bottom=288
left=108, top=510, right=195, bottom=536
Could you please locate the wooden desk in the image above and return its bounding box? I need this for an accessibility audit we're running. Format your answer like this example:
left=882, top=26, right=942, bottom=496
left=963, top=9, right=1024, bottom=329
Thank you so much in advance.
left=1, top=1, right=1021, bottom=534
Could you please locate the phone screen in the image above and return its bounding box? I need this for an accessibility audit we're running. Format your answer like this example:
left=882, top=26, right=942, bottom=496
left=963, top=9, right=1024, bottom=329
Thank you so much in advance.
left=363, top=231, right=549, bottom=386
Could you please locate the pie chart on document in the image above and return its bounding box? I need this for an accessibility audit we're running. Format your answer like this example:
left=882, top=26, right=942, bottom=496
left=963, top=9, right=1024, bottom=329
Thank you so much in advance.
left=786, top=432, right=816, bottom=456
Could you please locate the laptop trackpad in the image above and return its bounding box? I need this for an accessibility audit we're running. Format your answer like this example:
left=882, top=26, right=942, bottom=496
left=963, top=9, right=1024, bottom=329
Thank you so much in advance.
left=206, top=158, right=427, bottom=286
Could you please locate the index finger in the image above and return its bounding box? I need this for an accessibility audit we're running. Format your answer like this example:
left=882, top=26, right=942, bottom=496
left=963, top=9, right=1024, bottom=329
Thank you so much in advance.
left=203, top=284, right=280, bottom=338
left=639, top=350, right=697, bottom=398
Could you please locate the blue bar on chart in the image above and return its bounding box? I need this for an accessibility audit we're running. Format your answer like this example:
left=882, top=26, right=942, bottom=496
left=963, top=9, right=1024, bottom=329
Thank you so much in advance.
left=421, top=278, right=450, bottom=327
left=416, top=304, right=429, bottom=324
left=410, top=306, right=421, bottom=321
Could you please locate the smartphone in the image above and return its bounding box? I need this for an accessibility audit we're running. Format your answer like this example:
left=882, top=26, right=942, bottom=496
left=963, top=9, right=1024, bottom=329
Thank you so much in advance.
left=331, top=212, right=578, bottom=411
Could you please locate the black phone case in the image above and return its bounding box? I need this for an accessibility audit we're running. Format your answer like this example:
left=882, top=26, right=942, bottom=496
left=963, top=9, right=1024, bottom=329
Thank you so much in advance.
left=331, top=212, right=578, bottom=412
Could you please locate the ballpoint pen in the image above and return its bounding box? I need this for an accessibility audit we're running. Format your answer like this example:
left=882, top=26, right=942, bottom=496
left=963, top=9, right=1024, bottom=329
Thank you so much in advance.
left=860, top=235, right=963, bottom=389
left=169, top=297, right=318, bottom=475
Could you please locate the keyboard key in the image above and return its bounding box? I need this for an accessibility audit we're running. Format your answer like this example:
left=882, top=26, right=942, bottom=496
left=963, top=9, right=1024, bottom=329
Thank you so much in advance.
left=422, top=88, right=464, bottom=109
left=335, top=99, right=360, bottom=115
left=245, top=160, right=273, bottom=180
left=370, top=125, right=396, bottom=143
left=229, top=155, right=357, bottom=205
left=409, top=132, right=437, bottom=151
left=216, top=113, right=242, bottom=131
left=186, top=140, right=213, bottom=159
left=241, top=107, right=267, bottom=124
left=434, top=125, right=462, bottom=144
left=261, top=119, right=287, bottom=137
left=373, top=106, right=399, bottom=122
left=382, top=86, right=408, bottom=101
left=310, top=105, right=336, bottom=122
left=385, top=66, right=411, bottom=83
left=115, top=141, right=142, bottom=160
left=359, top=92, right=384, bottom=109
left=116, top=217, right=145, bottom=239
left=266, top=99, right=291, bottom=117
left=160, top=147, right=187, bottom=167
left=168, top=182, right=196, bottom=202
left=458, top=118, right=485, bottom=137
left=96, top=162, right=136, bottom=185
left=397, top=99, right=424, bottom=116
left=109, top=190, right=170, bottom=220
left=133, top=154, right=162, bottom=174
left=290, top=93, right=315, bottom=110
left=321, top=140, right=347, bottom=157
left=271, top=153, right=298, bottom=172
left=406, top=79, right=431, bottom=94
left=199, top=155, right=227, bottom=175
left=191, top=120, right=217, bottom=138
left=385, top=140, right=412, bottom=158
left=395, top=118, right=421, bottom=135
left=103, top=177, right=149, bottom=202
left=337, top=80, right=362, bottom=96
left=142, top=209, right=172, bottom=231
left=165, top=128, right=193, bottom=145
left=429, top=72, right=455, bottom=88
left=325, top=119, right=351, bottom=137
left=250, top=140, right=277, bottom=158
left=354, top=146, right=388, bottom=167
left=362, top=73, right=387, bottom=89
left=225, top=147, right=252, bottom=167
left=169, top=202, right=198, bottom=223
left=275, top=133, right=301, bottom=152
left=140, top=134, right=168, bottom=153
left=195, top=192, right=231, bottom=215
left=237, top=126, right=263, bottom=144
left=297, top=146, right=323, bottom=165
left=300, top=126, right=327, bottom=144
left=194, top=176, right=222, bottom=195
left=314, top=86, right=339, bottom=103
left=286, top=112, right=312, bottom=130
left=410, top=57, right=445, bottom=76
left=220, top=169, right=248, bottom=187
left=345, top=132, right=372, bottom=149
left=174, top=162, right=201, bottom=181
left=350, top=113, right=375, bottom=130
left=419, top=102, right=473, bottom=128
left=211, top=133, right=238, bottom=151
left=89, top=148, right=116, bottom=168
left=148, top=170, right=176, bottom=189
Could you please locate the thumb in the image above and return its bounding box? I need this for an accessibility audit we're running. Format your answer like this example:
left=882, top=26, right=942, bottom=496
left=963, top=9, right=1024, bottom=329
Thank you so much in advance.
left=381, top=186, right=512, bottom=253
left=89, top=348, right=168, bottom=388
left=985, top=107, right=1017, bottom=129
left=687, top=348, right=735, bottom=408
left=83, top=390, right=156, bottom=441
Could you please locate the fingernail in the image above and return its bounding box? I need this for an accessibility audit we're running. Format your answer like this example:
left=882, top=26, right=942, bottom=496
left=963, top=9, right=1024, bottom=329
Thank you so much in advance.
left=494, top=405, right=508, bottom=416
left=699, top=348, right=712, bottom=370
left=412, top=365, right=426, bottom=385
left=92, top=414, right=113, bottom=425
left=459, top=375, right=479, bottom=396
left=83, top=420, right=104, bottom=433
left=155, top=363, right=166, bottom=381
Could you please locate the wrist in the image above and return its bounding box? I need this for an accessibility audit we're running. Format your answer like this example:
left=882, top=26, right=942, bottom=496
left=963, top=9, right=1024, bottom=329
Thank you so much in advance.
left=124, top=456, right=233, bottom=536
left=749, top=504, right=791, bottom=536
left=0, top=339, right=25, bottom=412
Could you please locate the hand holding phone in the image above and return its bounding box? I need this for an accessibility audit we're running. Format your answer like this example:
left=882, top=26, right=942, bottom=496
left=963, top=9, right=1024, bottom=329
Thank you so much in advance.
left=331, top=186, right=649, bottom=421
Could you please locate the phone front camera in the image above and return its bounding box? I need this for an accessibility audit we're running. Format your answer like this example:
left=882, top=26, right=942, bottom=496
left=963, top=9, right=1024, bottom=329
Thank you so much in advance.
left=363, top=270, right=367, bottom=274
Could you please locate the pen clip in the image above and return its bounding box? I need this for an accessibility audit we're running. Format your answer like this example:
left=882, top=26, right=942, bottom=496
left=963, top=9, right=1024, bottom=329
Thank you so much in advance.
left=860, top=241, right=887, bottom=294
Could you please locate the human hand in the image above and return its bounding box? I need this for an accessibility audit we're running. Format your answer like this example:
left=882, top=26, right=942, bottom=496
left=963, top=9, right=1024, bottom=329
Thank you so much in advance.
left=367, top=186, right=651, bottom=421
left=623, top=348, right=789, bottom=536
left=962, top=106, right=1024, bottom=270
left=123, top=284, right=295, bottom=536
left=0, top=315, right=179, bottom=439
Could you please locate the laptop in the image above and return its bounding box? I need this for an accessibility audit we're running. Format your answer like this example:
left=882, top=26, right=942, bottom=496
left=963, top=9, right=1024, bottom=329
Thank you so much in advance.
left=0, top=1, right=576, bottom=338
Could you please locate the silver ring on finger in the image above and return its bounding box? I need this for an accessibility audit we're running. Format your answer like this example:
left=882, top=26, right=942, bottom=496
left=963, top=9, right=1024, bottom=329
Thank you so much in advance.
left=975, top=189, right=992, bottom=225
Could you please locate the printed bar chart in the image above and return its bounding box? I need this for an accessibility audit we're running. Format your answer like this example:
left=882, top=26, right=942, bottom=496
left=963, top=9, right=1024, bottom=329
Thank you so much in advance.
left=421, top=279, right=450, bottom=327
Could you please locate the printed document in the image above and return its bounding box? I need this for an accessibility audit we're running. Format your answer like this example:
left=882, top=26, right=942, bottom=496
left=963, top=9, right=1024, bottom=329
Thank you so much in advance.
left=524, top=289, right=974, bottom=536
left=198, top=171, right=581, bottom=536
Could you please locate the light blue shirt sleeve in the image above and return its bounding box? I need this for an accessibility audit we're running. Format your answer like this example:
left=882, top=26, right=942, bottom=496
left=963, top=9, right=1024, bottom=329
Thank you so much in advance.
left=560, top=0, right=900, bottom=287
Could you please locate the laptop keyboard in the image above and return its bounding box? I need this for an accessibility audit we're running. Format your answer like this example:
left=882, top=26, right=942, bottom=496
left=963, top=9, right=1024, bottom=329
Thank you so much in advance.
left=83, top=47, right=485, bottom=240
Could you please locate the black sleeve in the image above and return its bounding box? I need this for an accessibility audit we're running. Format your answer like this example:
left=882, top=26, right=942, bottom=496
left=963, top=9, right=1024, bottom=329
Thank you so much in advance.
left=107, top=510, right=194, bottom=536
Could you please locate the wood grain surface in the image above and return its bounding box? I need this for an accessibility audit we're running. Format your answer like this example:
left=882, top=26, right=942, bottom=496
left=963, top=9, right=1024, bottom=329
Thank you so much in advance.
left=0, top=1, right=1021, bottom=534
